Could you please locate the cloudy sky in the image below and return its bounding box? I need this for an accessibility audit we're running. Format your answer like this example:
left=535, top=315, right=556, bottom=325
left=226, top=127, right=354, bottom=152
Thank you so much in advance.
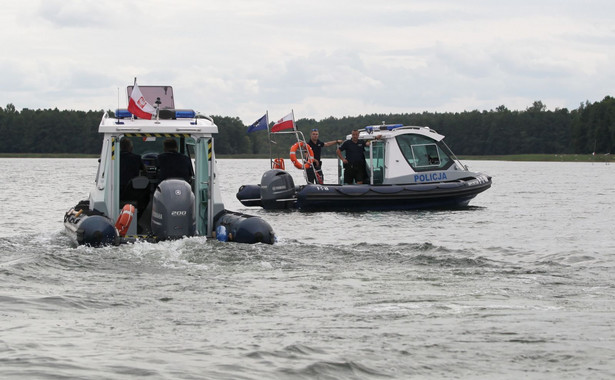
left=2, top=0, right=613, bottom=124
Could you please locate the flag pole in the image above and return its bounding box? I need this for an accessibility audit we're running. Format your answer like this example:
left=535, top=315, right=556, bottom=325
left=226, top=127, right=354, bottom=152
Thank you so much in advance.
left=292, top=109, right=306, bottom=181
left=116, top=87, right=120, bottom=123
left=266, top=111, right=273, bottom=169
left=131, top=77, right=137, bottom=120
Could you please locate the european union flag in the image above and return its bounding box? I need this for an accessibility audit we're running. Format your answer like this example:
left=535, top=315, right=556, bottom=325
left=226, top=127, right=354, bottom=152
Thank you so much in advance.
left=247, top=114, right=268, bottom=133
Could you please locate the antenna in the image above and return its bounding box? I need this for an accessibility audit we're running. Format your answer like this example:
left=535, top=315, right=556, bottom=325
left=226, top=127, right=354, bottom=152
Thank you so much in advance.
left=115, top=87, right=123, bottom=125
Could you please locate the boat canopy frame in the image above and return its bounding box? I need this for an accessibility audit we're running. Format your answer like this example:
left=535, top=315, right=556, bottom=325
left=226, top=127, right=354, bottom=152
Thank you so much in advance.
left=91, top=111, right=223, bottom=238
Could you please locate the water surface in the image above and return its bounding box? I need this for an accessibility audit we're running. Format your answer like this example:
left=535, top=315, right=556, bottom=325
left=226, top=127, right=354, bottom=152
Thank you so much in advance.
left=0, top=158, right=613, bottom=379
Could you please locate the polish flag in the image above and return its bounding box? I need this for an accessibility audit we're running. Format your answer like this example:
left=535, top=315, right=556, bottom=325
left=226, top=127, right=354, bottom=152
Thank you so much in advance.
left=128, top=83, right=156, bottom=119
left=271, top=112, right=295, bottom=132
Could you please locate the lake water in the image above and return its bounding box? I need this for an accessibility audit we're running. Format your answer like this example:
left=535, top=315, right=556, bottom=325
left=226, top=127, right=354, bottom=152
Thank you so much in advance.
left=0, top=158, right=613, bottom=379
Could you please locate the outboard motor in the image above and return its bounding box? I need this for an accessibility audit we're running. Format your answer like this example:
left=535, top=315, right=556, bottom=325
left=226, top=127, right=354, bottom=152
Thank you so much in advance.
left=151, top=179, right=196, bottom=240
left=260, top=169, right=296, bottom=209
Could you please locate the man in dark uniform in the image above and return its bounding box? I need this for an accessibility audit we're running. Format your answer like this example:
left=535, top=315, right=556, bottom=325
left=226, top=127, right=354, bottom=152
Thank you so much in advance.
left=306, top=128, right=342, bottom=184
left=156, top=138, right=194, bottom=182
left=336, top=129, right=380, bottom=184
left=119, top=137, right=145, bottom=193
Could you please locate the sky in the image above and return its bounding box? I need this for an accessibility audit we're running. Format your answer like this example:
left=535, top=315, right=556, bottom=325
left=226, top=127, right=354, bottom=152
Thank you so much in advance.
left=1, top=0, right=614, bottom=125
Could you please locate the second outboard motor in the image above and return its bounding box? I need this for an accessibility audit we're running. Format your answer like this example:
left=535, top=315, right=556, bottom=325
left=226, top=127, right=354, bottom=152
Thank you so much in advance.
left=151, top=179, right=196, bottom=240
left=260, top=169, right=296, bottom=209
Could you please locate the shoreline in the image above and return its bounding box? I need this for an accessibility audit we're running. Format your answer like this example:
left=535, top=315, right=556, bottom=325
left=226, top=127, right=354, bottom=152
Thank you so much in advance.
left=458, top=154, right=612, bottom=162
left=0, top=153, right=611, bottom=162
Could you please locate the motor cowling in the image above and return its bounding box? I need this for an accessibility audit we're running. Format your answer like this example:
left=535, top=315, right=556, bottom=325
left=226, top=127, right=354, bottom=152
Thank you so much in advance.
left=151, top=179, right=195, bottom=240
left=260, top=169, right=296, bottom=209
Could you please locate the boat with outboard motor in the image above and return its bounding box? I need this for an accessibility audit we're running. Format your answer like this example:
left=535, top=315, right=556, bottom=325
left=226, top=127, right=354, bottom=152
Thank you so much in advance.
left=64, top=84, right=275, bottom=246
left=236, top=123, right=491, bottom=211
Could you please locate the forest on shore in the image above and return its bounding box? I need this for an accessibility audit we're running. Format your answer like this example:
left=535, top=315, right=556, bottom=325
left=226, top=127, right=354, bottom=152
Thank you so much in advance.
left=0, top=96, right=613, bottom=157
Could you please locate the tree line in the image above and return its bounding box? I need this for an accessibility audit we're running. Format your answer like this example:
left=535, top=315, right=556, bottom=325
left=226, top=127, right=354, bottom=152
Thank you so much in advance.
left=0, top=96, right=613, bottom=156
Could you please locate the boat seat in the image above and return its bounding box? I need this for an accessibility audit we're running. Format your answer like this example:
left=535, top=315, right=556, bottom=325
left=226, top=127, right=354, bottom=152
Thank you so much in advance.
left=130, top=176, right=149, bottom=190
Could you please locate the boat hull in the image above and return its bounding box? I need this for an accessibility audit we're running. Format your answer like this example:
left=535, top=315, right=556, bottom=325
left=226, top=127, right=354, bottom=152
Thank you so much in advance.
left=237, top=175, right=492, bottom=212
left=213, top=210, right=276, bottom=244
left=64, top=200, right=275, bottom=246
left=64, top=205, right=119, bottom=247
left=296, top=175, right=491, bottom=211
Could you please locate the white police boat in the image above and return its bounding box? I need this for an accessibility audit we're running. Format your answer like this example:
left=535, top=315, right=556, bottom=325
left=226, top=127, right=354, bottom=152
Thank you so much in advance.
left=64, top=85, right=275, bottom=246
left=236, top=124, right=491, bottom=211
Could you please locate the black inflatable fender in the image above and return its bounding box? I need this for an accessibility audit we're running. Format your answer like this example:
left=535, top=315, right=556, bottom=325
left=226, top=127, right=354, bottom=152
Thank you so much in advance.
left=214, top=210, right=275, bottom=244
left=76, top=215, right=118, bottom=247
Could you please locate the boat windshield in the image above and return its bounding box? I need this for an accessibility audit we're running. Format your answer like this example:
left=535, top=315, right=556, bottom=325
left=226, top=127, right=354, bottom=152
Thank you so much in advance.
left=126, top=86, right=175, bottom=109
left=121, top=135, right=195, bottom=176
left=127, top=136, right=195, bottom=156
left=395, top=134, right=452, bottom=171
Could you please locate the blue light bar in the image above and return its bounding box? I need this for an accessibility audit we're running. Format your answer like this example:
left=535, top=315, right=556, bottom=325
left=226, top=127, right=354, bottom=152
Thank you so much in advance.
left=114, top=109, right=196, bottom=119
left=175, top=109, right=196, bottom=118
left=115, top=109, right=133, bottom=118
left=365, top=124, right=404, bottom=133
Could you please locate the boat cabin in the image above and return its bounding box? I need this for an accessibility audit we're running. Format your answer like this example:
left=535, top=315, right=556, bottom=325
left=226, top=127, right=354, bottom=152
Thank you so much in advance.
left=342, top=124, right=468, bottom=185
left=90, top=86, right=225, bottom=237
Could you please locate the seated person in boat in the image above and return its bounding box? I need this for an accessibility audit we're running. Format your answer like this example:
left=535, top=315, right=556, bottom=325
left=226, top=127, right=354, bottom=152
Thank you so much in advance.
left=156, top=138, right=194, bottom=183
left=119, top=137, right=145, bottom=196
left=306, top=128, right=343, bottom=184
left=336, top=130, right=380, bottom=184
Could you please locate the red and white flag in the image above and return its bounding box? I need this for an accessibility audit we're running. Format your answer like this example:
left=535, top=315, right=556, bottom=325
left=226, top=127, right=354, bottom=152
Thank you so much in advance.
left=128, top=83, right=156, bottom=119
left=271, top=111, right=295, bottom=132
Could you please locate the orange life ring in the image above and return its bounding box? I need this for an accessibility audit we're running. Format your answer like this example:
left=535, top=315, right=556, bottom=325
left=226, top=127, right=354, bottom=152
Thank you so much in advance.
left=115, top=204, right=135, bottom=237
left=273, top=157, right=285, bottom=170
left=289, top=142, right=315, bottom=170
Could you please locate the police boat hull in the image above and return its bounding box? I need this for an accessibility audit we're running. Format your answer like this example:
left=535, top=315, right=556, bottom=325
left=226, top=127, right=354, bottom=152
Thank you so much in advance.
left=237, top=172, right=491, bottom=211
left=295, top=176, right=491, bottom=211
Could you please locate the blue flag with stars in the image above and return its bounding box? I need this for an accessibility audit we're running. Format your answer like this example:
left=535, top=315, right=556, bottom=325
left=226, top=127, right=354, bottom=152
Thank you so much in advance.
left=247, top=114, right=268, bottom=133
